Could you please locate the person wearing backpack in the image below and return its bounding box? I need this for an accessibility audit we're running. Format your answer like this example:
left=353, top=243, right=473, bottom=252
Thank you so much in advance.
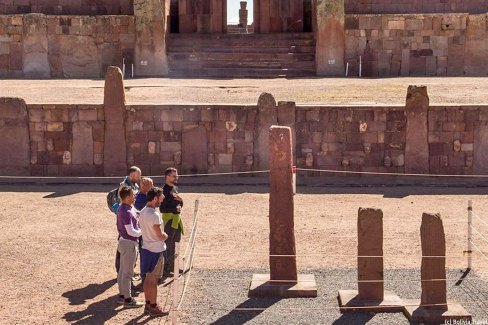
left=115, top=185, right=144, bottom=308
left=109, top=166, right=142, bottom=275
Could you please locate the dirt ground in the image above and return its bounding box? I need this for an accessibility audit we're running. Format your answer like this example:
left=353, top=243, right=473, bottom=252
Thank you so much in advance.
left=0, top=183, right=487, bottom=324
left=2, top=77, right=488, bottom=106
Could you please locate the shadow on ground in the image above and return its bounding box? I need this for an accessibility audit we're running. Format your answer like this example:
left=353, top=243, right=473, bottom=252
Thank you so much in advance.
left=2, top=181, right=488, bottom=198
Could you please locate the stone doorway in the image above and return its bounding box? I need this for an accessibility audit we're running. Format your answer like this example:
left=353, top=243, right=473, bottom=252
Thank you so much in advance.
left=227, top=0, right=254, bottom=34
left=168, top=0, right=312, bottom=34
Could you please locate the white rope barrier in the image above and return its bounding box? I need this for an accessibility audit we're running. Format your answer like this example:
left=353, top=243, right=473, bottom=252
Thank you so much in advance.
left=472, top=226, right=488, bottom=246
left=182, top=251, right=471, bottom=258
left=168, top=199, right=201, bottom=324
left=473, top=212, right=488, bottom=228
left=179, top=276, right=486, bottom=284
left=177, top=300, right=488, bottom=312
left=470, top=240, right=488, bottom=262
left=296, top=167, right=488, bottom=178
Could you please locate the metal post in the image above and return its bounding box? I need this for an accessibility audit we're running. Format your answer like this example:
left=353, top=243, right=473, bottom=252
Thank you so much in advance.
left=171, top=242, right=180, bottom=324
left=359, top=56, right=362, bottom=78
left=122, top=58, right=126, bottom=78
left=468, top=200, right=473, bottom=270
left=345, top=62, right=349, bottom=77
left=292, top=166, right=296, bottom=195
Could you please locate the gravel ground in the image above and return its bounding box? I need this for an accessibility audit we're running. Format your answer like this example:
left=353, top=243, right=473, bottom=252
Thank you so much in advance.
left=179, top=268, right=488, bottom=324
left=2, top=77, right=488, bottom=105
left=0, top=183, right=488, bottom=324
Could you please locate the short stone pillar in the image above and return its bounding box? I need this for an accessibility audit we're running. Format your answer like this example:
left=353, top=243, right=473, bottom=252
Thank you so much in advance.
left=405, top=86, right=429, bottom=174
left=339, top=208, right=403, bottom=312
left=403, top=213, right=472, bottom=323
left=254, top=93, right=277, bottom=171
left=133, top=0, right=169, bottom=76
left=315, top=0, right=345, bottom=76
left=103, top=66, right=128, bottom=176
left=249, top=126, right=317, bottom=297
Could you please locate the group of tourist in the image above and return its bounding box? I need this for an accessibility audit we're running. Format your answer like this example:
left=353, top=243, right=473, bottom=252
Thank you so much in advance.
left=113, top=166, right=184, bottom=317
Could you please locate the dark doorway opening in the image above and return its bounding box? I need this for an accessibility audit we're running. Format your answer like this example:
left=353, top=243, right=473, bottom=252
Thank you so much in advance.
left=303, top=0, right=312, bottom=32
left=170, top=0, right=179, bottom=33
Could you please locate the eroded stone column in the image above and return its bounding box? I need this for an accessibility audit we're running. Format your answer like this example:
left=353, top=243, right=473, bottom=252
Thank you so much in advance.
left=0, top=98, right=30, bottom=176
left=358, top=207, right=384, bottom=301
left=315, top=0, right=345, bottom=76
left=277, top=101, right=296, bottom=162
left=249, top=125, right=317, bottom=297
left=254, top=93, right=277, bottom=171
left=269, top=126, right=297, bottom=282
left=403, top=212, right=471, bottom=322
left=23, top=14, right=50, bottom=78
left=239, top=1, right=248, bottom=29
left=103, top=66, right=128, bottom=176
left=134, top=0, right=169, bottom=76
left=420, top=212, right=447, bottom=309
left=405, top=86, right=429, bottom=174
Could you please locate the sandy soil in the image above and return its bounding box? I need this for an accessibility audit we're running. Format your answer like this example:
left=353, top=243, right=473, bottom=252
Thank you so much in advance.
left=2, top=77, right=488, bottom=106
left=0, top=183, right=487, bottom=324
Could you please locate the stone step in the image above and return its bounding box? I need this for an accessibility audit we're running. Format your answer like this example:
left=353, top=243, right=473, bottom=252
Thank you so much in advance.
left=168, top=32, right=315, bottom=40
left=168, top=60, right=316, bottom=69
left=167, top=46, right=316, bottom=54
left=169, top=67, right=316, bottom=78
left=168, top=52, right=315, bottom=62
left=167, top=38, right=315, bottom=48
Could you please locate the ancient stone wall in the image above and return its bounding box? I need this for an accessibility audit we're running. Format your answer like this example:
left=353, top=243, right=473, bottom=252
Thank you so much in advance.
left=27, top=104, right=105, bottom=176
left=344, top=13, right=488, bottom=77
left=0, top=0, right=133, bottom=15
left=0, top=102, right=483, bottom=176
left=0, top=14, right=135, bottom=78
left=345, top=0, right=488, bottom=14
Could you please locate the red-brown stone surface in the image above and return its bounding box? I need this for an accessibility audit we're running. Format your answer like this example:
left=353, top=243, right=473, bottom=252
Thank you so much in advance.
left=254, top=93, right=277, bottom=170
left=269, top=126, right=297, bottom=282
left=134, top=0, right=169, bottom=76
left=357, top=207, right=384, bottom=301
left=405, top=85, right=429, bottom=173
left=316, top=0, right=345, bottom=75
left=182, top=125, right=208, bottom=174
left=103, top=66, right=127, bottom=176
left=0, top=97, right=30, bottom=175
left=420, top=212, right=447, bottom=310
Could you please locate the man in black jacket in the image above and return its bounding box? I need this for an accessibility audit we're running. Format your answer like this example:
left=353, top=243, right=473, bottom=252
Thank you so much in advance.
left=160, top=167, right=184, bottom=276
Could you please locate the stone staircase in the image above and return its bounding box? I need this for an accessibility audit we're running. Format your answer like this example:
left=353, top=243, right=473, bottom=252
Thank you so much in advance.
left=167, top=32, right=316, bottom=78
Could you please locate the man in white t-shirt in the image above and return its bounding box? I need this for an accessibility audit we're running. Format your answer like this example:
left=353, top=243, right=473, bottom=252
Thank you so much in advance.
left=139, top=187, right=168, bottom=317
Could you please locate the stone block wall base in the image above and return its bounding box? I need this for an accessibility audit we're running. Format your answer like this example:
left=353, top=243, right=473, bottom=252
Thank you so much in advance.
left=338, top=290, right=404, bottom=313
left=248, top=274, right=317, bottom=298
left=403, top=299, right=472, bottom=323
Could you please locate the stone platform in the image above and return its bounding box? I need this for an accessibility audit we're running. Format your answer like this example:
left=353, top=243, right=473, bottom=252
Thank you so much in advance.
left=248, top=274, right=317, bottom=298
left=338, top=290, right=404, bottom=312
left=403, top=299, right=472, bottom=323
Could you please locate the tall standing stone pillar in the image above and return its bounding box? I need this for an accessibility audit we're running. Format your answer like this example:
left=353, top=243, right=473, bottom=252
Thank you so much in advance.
left=357, top=208, right=383, bottom=301
left=0, top=98, right=30, bottom=176
left=405, top=86, right=429, bottom=174
left=315, top=0, right=345, bottom=76
left=23, top=14, right=51, bottom=78
left=254, top=93, right=277, bottom=171
left=339, top=208, right=403, bottom=312
left=239, top=1, right=248, bottom=30
left=403, top=213, right=471, bottom=322
left=134, top=0, right=169, bottom=76
left=277, top=101, right=296, bottom=163
left=249, top=126, right=317, bottom=297
left=103, top=67, right=128, bottom=176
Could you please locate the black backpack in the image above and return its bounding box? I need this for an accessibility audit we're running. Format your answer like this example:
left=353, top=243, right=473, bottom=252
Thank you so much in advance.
left=106, top=187, right=120, bottom=213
